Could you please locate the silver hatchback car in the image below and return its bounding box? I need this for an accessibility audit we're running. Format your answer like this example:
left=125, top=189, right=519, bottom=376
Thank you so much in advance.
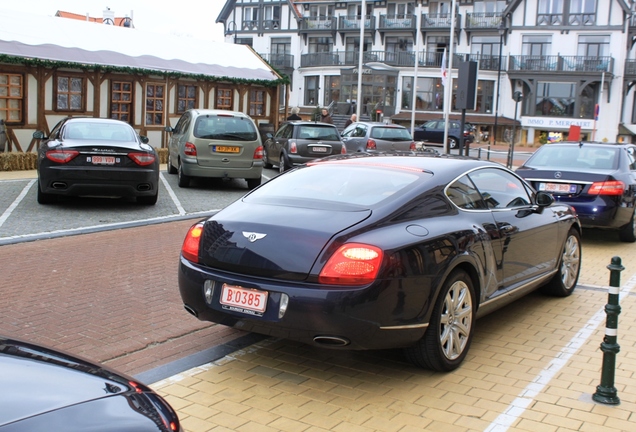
left=341, top=122, right=416, bottom=153
left=165, top=109, right=263, bottom=189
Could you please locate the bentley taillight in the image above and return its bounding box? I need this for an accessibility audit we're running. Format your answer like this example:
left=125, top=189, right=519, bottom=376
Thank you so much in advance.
left=46, top=149, right=79, bottom=163
left=588, top=181, right=624, bottom=196
left=319, top=243, right=383, bottom=285
left=182, top=223, right=204, bottom=263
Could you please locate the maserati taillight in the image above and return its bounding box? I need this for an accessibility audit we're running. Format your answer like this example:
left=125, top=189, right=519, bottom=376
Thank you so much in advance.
left=129, top=152, right=156, bottom=166
left=182, top=223, right=204, bottom=263
left=588, top=180, right=625, bottom=196
left=319, top=243, right=384, bottom=285
left=46, top=149, right=79, bottom=163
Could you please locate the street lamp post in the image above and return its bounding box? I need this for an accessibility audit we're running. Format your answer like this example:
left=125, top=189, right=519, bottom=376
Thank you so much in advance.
left=507, top=90, right=523, bottom=169
left=491, top=21, right=506, bottom=161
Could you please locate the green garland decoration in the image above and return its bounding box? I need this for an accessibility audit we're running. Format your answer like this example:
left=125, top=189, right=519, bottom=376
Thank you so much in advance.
left=0, top=53, right=290, bottom=87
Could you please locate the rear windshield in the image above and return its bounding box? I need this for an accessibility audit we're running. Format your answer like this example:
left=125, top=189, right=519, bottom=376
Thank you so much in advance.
left=64, top=123, right=135, bottom=141
left=297, top=125, right=340, bottom=141
left=524, top=145, right=618, bottom=170
left=370, top=127, right=412, bottom=141
left=194, top=116, right=258, bottom=141
left=246, top=163, right=425, bottom=206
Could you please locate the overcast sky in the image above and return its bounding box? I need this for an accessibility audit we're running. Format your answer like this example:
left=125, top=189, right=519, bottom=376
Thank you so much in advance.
left=2, top=0, right=226, bottom=41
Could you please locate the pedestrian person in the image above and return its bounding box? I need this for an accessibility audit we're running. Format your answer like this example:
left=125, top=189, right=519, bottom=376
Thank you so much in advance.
left=344, top=113, right=357, bottom=129
left=320, top=108, right=333, bottom=124
left=287, top=107, right=302, bottom=121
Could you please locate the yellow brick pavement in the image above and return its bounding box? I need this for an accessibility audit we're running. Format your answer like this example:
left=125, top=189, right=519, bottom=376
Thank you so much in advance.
left=152, top=228, right=636, bottom=432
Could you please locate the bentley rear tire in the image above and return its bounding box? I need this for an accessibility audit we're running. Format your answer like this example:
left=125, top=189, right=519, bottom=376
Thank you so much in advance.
left=404, top=269, right=476, bottom=371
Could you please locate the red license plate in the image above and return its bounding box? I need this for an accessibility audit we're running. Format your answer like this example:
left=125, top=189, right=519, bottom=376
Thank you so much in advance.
left=91, top=156, right=116, bottom=165
left=220, top=284, right=268, bottom=316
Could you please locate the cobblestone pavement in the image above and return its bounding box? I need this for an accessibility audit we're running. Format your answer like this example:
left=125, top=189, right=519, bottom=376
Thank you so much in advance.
left=151, top=228, right=636, bottom=432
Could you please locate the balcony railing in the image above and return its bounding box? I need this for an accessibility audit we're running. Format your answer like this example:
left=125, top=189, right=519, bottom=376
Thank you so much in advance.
left=300, top=52, right=341, bottom=67
left=378, top=14, right=415, bottom=30
left=568, top=13, right=595, bottom=25
left=509, top=55, right=613, bottom=73
left=262, top=19, right=281, bottom=30
left=421, top=13, right=460, bottom=29
left=242, top=19, right=258, bottom=30
left=338, top=15, right=376, bottom=31
left=537, top=13, right=564, bottom=25
left=299, top=17, right=336, bottom=31
left=259, top=53, right=294, bottom=69
left=301, top=50, right=474, bottom=68
left=465, top=12, right=503, bottom=29
left=464, top=54, right=507, bottom=71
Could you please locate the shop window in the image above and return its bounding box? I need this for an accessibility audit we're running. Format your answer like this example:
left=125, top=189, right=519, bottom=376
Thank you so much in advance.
left=146, top=83, right=165, bottom=125
left=305, top=76, right=319, bottom=106
left=176, top=84, right=197, bottom=113
left=55, top=74, right=84, bottom=111
left=110, top=81, right=133, bottom=122
left=0, top=73, right=23, bottom=123
left=250, top=89, right=265, bottom=117
left=216, top=88, right=233, bottom=110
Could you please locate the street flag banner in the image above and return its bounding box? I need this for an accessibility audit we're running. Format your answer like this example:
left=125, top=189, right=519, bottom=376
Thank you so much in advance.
left=441, top=48, right=448, bottom=86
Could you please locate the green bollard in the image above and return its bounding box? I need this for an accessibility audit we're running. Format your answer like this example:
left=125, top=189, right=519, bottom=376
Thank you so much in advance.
left=592, top=256, right=623, bottom=405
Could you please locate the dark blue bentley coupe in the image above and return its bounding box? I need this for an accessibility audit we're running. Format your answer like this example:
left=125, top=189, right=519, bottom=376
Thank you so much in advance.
left=178, top=153, right=581, bottom=371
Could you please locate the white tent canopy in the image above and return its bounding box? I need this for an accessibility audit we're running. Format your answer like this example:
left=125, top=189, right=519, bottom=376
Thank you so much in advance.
left=0, top=9, right=279, bottom=82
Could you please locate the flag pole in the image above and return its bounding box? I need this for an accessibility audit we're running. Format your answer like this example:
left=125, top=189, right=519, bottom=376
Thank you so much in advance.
left=356, top=0, right=366, bottom=121
left=442, top=0, right=457, bottom=154
left=410, top=1, right=423, bottom=137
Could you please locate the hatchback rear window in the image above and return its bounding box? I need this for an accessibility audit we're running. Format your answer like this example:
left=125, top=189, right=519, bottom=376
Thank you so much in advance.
left=525, top=145, right=618, bottom=170
left=370, top=127, right=412, bottom=141
left=246, top=163, right=425, bottom=206
left=297, top=125, right=340, bottom=141
left=193, top=116, right=257, bottom=141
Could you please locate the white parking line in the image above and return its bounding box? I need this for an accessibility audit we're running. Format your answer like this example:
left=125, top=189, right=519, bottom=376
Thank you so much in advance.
left=159, top=172, right=186, bottom=215
left=485, top=275, right=636, bottom=432
left=0, top=179, right=35, bottom=229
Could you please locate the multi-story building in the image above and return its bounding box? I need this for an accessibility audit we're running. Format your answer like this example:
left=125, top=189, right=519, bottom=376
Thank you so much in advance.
left=217, top=0, right=636, bottom=145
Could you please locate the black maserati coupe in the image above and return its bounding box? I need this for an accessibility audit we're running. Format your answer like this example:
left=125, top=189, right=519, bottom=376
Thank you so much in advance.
left=178, top=153, right=582, bottom=371
left=34, top=117, right=159, bottom=205
left=0, top=336, right=181, bottom=431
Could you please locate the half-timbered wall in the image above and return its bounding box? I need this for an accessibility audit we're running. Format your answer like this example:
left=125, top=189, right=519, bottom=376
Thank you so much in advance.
left=0, top=63, right=278, bottom=153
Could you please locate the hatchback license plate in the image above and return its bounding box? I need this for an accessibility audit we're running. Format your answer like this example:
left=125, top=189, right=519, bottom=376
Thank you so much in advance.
left=312, top=147, right=328, bottom=153
left=214, top=146, right=240, bottom=153
left=220, top=284, right=267, bottom=316
left=90, top=156, right=116, bottom=165
left=540, top=182, right=575, bottom=193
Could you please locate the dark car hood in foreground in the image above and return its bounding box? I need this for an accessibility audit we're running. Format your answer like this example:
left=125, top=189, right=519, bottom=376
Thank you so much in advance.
left=199, top=199, right=372, bottom=280
left=0, top=337, right=178, bottom=431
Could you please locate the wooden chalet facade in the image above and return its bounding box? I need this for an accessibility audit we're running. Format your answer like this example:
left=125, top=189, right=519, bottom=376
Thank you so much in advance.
left=0, top=9, right=284, bottom=154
